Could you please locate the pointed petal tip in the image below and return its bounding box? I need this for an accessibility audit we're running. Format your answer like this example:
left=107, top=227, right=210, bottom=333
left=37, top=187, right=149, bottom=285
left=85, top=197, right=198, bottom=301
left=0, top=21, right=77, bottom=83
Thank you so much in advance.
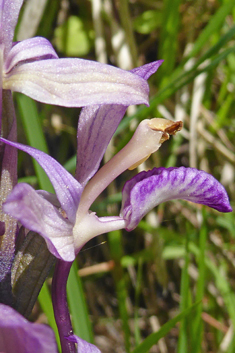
left=131, top=60, right=164, bottom=81
left=213, top=202, right=232, bottom=213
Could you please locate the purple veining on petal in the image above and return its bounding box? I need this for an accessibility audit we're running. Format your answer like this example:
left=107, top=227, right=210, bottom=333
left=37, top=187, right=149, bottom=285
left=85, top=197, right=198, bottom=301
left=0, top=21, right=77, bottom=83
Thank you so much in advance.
left=66, top=335, right=101, bottom=353
left=76, top=104, right=127, bottom=185
left=3, top=183, right=75, bottom=261
left=121, top=167, right=232, bottom=231
left=5, top=37, right=58, bottom=73
left=4, top=58, right=150, bottom=107
left=0, top=138, right=82, bottom=224
left=0, top=303, right=58, bottom=353
left=75, top=61, right=164, bottom=185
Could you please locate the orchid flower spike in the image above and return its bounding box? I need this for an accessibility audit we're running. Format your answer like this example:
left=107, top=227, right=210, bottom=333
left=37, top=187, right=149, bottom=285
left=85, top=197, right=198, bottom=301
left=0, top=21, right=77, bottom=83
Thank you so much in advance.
left=0, top=303, right=101, bottom=353
left=1, top=114, right=232, bottom=261
left=0, top=0, right=156, bottom=125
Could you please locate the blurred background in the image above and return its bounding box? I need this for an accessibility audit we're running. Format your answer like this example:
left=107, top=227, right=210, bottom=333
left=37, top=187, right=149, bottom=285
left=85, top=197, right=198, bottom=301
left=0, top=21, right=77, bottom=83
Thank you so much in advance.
left=14, top=1, right=235, bottom=352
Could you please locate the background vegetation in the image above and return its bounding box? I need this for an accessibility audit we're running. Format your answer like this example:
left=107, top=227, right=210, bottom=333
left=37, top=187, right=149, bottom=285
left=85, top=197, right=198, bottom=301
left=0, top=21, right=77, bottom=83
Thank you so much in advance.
left=14, top=0, right=235, bottom=352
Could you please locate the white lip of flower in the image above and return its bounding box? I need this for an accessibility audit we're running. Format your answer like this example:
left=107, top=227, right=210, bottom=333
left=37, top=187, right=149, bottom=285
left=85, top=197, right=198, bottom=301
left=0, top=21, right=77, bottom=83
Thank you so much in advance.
left=73, top=212, right=126, bottom=251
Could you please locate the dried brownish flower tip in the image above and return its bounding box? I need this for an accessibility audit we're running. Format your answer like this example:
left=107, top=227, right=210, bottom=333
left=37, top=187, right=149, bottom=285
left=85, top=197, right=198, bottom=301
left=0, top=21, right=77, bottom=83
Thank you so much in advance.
left=148, top=118, right=183, bottom=143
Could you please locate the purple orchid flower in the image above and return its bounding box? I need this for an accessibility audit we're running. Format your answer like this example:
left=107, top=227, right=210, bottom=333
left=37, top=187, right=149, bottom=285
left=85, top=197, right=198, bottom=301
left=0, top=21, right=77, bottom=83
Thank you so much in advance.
left=0, top=0, right=153, bottom=123
left=0, top=0, right=163, bottom=304
left=0, top=114, right=232, bottom=352
left=1, top=117, right=232, bottom=262
left=0, top=61, right=232, bottom=352
left=0, top=0, right=161, bottom=294
left=0, top=118, right=232, bottom=351
left=0, top=303, right=100, bottom=353
left=1, top=61, right=168, bottom=262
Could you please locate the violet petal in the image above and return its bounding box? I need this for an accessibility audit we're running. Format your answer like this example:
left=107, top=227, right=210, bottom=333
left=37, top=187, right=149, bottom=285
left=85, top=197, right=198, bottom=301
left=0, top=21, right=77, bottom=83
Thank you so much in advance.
left=0, top=0, right=24, bottom=57
left=131, top=60, right=164, bottom=80
left=5, top=37, right=58, bottom=73
left=121, top=167, right=232, bottom=231
left=76, top=104, right=127, bottom=185
left=36, top=190, right=61, bottom=208
left=75, top=61, right=163, bottom=185
left=66, top=335, right=101, bottom=353
left=4, top=58, right=149, bottom=107
left=0, top=303, right=58, bottom=353
left=3, top=183, right=75, bottom=261
left=0, top=138, right=82, bottom=224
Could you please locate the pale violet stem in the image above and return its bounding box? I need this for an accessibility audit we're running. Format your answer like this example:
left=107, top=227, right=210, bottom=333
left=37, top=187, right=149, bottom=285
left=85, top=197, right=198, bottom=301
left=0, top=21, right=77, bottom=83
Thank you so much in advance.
left=52, top=260, right=75, bottom=353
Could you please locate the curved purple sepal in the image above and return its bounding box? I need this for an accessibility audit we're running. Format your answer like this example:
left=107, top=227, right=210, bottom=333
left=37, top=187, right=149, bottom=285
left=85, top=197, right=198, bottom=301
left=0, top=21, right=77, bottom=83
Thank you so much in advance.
left=4, top=58, right=149, bottom=107
left=121, top=167, right=232, bottom=231
left=3, top=183, right=75, bottom=261
left=0, top=303, right=58, bottom=353
left=66, top=335, right=101, bottom=353
left=0, top=138, right=82, bottom=224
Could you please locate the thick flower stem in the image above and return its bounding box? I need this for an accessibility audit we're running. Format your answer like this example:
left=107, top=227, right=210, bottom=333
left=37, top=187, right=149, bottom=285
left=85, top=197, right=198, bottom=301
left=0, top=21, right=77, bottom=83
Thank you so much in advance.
left=52, top=259, right=76, bottom=353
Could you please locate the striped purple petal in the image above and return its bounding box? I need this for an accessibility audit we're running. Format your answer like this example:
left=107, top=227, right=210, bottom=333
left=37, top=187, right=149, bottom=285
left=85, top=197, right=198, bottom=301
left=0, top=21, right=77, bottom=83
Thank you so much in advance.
left=75, top=61, right=163, bottom=185
left=121, top=167, right=232, bottom=231
left=75, top=104, right=126, bottom=185
left=0, top=303, right=58, bottom=353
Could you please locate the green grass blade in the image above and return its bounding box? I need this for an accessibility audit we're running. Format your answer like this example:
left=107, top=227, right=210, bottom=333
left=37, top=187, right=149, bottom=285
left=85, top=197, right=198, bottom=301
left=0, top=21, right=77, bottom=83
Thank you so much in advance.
left=108, top=230, right=131, bottom=353
left=134, top=259, right=143, bottom=347
left=159, top=0, right=181, bottom=80
left=116, top=37, right=235, bottom=134
left=177, top=233, right=190, bottom=353
left=38, top=283, right=61, bottom=352
left=187, top=0, right=235, bottom=58
left=67, top=260, right=94, bottom=342
left=132, top=302, right=200, bottom=353
left=189, top=242, right=235, bottom=329
left=191, top=211, right=207, bottom=353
